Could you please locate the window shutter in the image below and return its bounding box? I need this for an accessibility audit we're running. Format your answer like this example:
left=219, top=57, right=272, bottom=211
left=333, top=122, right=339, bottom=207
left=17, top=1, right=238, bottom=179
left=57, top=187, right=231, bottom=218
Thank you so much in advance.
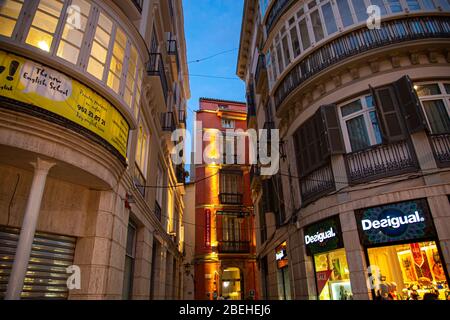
left=370, top=84, right=406, bottom=142
left=393, top=75, right=428, bottom=134
left=262, top=178, right=275, bottom=213
left=319, top=104, right=345, bottom=155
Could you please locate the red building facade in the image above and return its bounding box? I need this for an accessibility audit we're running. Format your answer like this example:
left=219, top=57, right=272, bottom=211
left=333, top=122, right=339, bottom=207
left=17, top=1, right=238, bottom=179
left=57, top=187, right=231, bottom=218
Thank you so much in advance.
left=194, top=98, right=258, bottom=300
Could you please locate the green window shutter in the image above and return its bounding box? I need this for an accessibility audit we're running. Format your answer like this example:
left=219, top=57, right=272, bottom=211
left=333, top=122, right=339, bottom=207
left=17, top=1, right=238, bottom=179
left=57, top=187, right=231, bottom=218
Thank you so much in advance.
left=319, top=104, right=345, bottom=155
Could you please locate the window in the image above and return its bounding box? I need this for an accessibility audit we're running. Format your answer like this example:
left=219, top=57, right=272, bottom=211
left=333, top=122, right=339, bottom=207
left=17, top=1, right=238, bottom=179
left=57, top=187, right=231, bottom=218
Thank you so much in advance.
left=415, top=82, right=450, bottom=134
left=87, top=12, right=112, bottom=80
left=25, top=0, right=64, bottom=52
left=422, top=0, right=436, bottom=9
left=310, top=10, right=324, bottom=42
left=298, top=18, right=311, bottom=50
left=387, top=0, right=403, bottom=13
left=0, top=0, right=24, bottom=37
left=258, top=200, right=267, bottom=243
left=56, top=0, right=90, bottom=64
left=107, top=27, right=126, bottom=93
left=337, top=0, right=353, bottom=27
left=370, top=0, right=388, bottom=15
left=289, top=26, right=301, bottom=58
left=281, top=34, right=291, bottom=68
left=406, top=0, right=421, bottom=10
left=156, top=162, right=164, bottom=206
left=351, top=0, right=368, bottom=22
left=340, top=95, right=383, bottom=152
left=321, top=2, right=337, bottom=35
left=222, top=216, right=244, bottom=242
left=123, top=221, right=136, bottom=299
left=439, top=0, right=450, bottom=10
left=135, top=121, right=149, bottom=173
left=220, top=170, right=243, bottom=204
left=222, top=119, right=234, bottom=129
left=276, top=42, right=284, bottom=74
left=125, top=45, right=143, bottom=117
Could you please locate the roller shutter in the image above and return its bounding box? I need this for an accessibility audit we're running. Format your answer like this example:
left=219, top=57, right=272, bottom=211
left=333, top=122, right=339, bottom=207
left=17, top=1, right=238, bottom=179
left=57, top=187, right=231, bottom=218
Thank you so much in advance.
left=0, top=226, right=76, bottom=300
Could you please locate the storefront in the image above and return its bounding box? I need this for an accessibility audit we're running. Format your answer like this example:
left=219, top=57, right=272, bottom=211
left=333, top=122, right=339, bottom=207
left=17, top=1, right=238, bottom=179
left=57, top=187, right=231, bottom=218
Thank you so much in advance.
left=275, top=241, right=291, bottom=300
left=356, top=199, right=449, bottom=300
left=304, top=216, right=353, bottom=300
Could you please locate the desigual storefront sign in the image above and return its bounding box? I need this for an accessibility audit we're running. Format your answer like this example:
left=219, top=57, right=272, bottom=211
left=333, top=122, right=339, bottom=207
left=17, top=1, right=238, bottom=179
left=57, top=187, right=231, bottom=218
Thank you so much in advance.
left=355, top=199, right=436, bottom=246
left=0, top=50, right=129, bottom=158
left=304, top=216, right=343, bottom=255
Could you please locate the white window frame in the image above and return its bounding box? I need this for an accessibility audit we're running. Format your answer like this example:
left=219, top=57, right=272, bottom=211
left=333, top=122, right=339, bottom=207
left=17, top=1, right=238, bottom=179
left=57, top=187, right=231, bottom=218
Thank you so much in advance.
left=222, top=118, right=235, bottom=129
left=414, top=81, right=450, bottom=134
left=339, top=94, right=381, bottom=153
left=135, top=119, right=149, bottom=174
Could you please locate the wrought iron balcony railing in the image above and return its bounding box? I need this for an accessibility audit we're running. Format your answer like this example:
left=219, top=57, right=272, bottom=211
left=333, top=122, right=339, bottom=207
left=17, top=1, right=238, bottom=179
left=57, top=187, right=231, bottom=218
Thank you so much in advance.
left=274, top=16, right=450, bottom=111
left=218, top=241, right=250, bottom=253
left=429, top=133, right=450, bottom=168
left=154, top=201, right=162, bottom=221
left=344, top=140, right=419, bottom=184
left=161, top=111, right=176, bottom=132
left=219, top=193, right=243, bottom=204
left=133, top=164, right=146, bottom=197
left=265, top=0, right=296, bottom=34
left=300, top=162, right=335, bottom=205
left=147, top=52, right=168, bottom=104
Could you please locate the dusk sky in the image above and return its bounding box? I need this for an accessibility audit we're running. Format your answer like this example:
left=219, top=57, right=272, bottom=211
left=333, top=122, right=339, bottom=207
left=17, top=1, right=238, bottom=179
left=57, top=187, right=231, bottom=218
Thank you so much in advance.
left=183, top=0, right=245, bottom=142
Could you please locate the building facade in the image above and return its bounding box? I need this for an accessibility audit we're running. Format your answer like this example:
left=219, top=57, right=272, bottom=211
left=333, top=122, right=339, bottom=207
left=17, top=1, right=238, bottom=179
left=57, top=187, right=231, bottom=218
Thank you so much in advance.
left=238, top=0, right=450, bottom=300
left=0, top=0, right=190, bottom=299
left=193, top=98, right=258, bottom=300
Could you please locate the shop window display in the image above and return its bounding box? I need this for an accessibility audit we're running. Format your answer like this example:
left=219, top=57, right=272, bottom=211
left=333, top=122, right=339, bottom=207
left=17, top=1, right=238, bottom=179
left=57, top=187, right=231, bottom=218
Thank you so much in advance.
left=314, top=248, right=353, bottom=300
left=368, top=241, right=449, bottom=300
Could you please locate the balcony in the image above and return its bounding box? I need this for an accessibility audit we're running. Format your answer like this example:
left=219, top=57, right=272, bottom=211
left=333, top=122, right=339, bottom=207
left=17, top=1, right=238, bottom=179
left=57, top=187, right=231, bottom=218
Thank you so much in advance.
left=218, top=241, right=250, bottom=253
left=154, top=201, right=162, bottom=221
left=161, top=111, right=176, bottom=132
left=219, top=193, right=243, bottom=205
left=265, top=0, right=296, bottom=33
left=255, top=54, right=268, bottom=94
left=274, top=16, right=450, bottom=111
left=344, top=140, right=419, bottom=184
left=176, top=164, right=186, bottom=184
left=178, top=109, right=186, bottom=127
left=133, top=164, right=146, bottom=198
left=300, top=163, right=335, bottom=206
left=167, top=39, right=180, bottom=80
left=429, top=133, right=450, bottom=168
left=147, top=53, right=168, bottom=110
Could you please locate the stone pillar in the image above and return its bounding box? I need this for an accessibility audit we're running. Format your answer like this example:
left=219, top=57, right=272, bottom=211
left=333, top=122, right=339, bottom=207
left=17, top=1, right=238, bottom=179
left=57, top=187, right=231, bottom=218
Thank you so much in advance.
left=5, top=158, right=56, bottom=300
left=410, top=131, right=440, bottom=185
left=132, top=226, right=153, bottom=299
left=293, top=227, right=318, bottom=300
left=427, top=195, right=450, bottom=277
left=340, top=211, right=372, bottom=300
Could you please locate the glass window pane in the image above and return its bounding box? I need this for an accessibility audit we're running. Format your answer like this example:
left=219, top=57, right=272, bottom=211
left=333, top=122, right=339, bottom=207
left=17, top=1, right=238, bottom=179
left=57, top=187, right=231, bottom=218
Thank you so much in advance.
left=290, top=27, right=301, bottom=57
left=56, top=40, right=79, bottom=64
left=352, top=0, right=368, bottom=22
left=299, top=18, right=311, bottom=50
left=87, top=58, right=104, bottom=80
left=276, top=43, right=283, bottom=73
left=98, top=12, right=113, bottom=33
left=337, top=0, right=353, bottom=27
left=0, top=16, right=16, bottom=37
left=341, top=99, right=363, bottom=117
left=107, top=72, right=121, bottom=93
left=388, top=0, right=403, bottom=13
left=370, top=0, right=387, bottom=15
left=422, top=100, right=450, bottom=134
left=422, top=0, right=436, bottom=9
left=281, top=35, right=291, bottom=68
left=95, top=26, right=111, bottom=48
left=406, top=0, right=421, bottom=10
left=61, top=26, right=84, bottom=47
left=0, top=0, right=23, bottom=19
left=25, top=27, right=53, bottom=52
left=369, top=111, right=383, bottom=144
left=346, top=115, right=371, bottom=151
left=439, top=0, right=450, bottom=10
left=310, top=10, right=324, bottom=42
left=91, top=41, right=108, bottom=63
left=322, top=3, right=337, bottom=35
left=415, top=83, right=441, bottom=96
left=32, top=10, right=59, bottom=32
left=444, top=83, right=450, bottom=94
left=38, top=0, right=63, bottom=17
left=71, top=0, right=91, bottom=16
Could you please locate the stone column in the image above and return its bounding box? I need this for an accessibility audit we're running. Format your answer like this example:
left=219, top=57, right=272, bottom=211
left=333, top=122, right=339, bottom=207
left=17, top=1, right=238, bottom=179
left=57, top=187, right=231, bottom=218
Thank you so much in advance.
left=5, top=158, right=56, bottom=300
left=340, top=211, right=372, bottom=300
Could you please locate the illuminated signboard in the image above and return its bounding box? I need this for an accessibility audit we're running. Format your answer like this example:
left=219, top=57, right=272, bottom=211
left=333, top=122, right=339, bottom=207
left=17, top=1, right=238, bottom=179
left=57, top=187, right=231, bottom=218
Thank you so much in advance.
left=275, top=241, right=288, bottom=269
left=0, top=50, right=129, bottom=158
left=304, top=216, right=343, bottom=256
left=355, top=199, right=436, bottom=246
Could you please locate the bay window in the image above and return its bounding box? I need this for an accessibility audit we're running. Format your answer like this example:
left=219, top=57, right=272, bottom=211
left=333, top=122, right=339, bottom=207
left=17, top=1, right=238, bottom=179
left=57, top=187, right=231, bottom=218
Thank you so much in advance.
left=321, top=2, right=337, bottom=35
left=351, top=0, right=368, bottom=22
left=415, top=82, right=450, bottom=134
left=87, top=12, right=112, bottom=80
left=339, top=95, right=383, bottom=152
left=336, top=0, right=353, bottom=27
left=298, top=18, right=310, bottom=51
left=107, top=27, right=127, bottom=93
left=56, top=0, right=91, bottom=64
left=25, top=0, right=64, bottom=52
left=0, top=0, right=24, bottom=38
left=135, top=121, right=149, bottom=174
left=310, top=10, right=324, bottom=42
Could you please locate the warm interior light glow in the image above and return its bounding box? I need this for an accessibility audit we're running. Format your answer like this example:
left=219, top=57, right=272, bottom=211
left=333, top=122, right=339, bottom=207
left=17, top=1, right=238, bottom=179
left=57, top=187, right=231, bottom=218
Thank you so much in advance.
left=37, top=40, right=50, bottom=52
left=223, top=281, right=229, bottom=288
left=413, top=85, right=418, bottom=90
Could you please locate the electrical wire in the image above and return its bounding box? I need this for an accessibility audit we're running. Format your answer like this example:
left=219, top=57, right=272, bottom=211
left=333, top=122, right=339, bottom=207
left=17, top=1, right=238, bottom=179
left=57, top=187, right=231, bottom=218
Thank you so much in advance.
left=188, top=48, right=238, bottom=64
left=7, top=174, right=20, bottom=226
left=186, top=73, right=241, bottom=80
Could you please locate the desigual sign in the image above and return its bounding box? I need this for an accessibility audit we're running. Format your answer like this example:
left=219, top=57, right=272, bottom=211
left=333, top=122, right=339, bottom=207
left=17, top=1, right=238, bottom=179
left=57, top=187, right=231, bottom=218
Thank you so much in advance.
left=355, top=199, right=436, bottom=246
left=304, top=216, right=343, bottom=255
left=0, top=50, right=129, bottom=158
